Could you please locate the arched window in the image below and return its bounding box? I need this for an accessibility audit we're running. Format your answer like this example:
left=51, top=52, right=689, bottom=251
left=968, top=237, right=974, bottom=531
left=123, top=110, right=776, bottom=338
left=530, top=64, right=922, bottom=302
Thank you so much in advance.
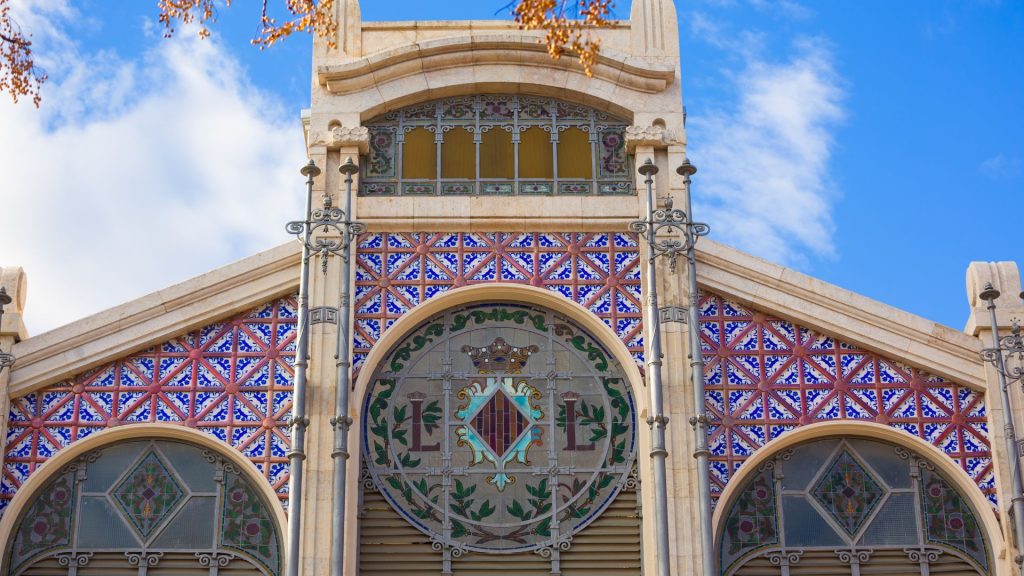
left=359, top=303, right=640, bottom=574
left=361, top=95, right=632, bottom=196
left=718, top=437, right=990, bottom=575
left=4, top=439, right=282, bottom=575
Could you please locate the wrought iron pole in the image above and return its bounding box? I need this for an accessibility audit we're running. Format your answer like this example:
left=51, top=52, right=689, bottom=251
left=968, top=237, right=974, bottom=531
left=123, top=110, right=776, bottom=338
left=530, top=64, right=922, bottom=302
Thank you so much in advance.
left=679, top=160, right=716, bottom=576
left=331, top=158, right=363, bottom=576
left=284, top=160, right=320, bottom=576
left=0, top=287, right=14, bottom=373
left=637, top=159, right=673, bottom=576
left=979, top=283, right=1024, bottom=574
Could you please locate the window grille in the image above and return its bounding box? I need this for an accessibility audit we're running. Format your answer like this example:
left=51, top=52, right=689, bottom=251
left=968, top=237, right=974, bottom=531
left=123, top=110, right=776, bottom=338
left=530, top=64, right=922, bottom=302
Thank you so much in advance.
left=361, top=95, right=633, bottom=197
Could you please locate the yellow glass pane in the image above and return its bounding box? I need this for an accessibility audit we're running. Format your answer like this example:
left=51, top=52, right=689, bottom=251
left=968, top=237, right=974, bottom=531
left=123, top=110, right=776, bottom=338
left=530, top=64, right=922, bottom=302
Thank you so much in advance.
left=557, top=127, right=593, bottom=179
left=402, top=127, right=437, bottom=180
left=480, top=128, right=514, bottom=179
left=519, top=126, right=553, bottom=179
left=441, top=127, right=475, bottom=179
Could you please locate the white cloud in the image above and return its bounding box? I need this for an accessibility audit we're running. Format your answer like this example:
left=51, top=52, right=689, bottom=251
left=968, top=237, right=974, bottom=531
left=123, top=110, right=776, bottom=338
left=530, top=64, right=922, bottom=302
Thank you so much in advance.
left=687, top=25, right=845, bottom=266
left=979, top=153, right=1022, bottom=181
left=0, top=0, right=305, bottom=334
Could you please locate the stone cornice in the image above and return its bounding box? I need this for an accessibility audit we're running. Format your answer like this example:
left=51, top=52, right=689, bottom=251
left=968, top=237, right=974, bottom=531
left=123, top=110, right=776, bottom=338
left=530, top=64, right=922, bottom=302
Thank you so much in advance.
left=695, top=238, right=987, bottom=390
left=307, top=125, right=370, bottom=153
left=625, top=124, right=681, bottom=150
left=7, top=243, right=301, bottom=398
left=317, top=35, right=676, bottom=96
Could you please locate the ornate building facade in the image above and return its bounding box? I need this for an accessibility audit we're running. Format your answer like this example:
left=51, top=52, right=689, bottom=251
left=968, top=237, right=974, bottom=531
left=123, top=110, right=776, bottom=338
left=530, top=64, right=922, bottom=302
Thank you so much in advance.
left=0, top=1, right=1022, bottom=575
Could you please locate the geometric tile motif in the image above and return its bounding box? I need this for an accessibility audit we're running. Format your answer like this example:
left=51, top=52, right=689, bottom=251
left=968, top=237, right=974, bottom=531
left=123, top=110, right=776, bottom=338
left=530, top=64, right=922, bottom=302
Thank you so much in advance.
left=354, top=232, right=644, bottom=373
left=1, top=297, right=297, bottom=516
left=700, top=292, right=995, bottom=507
left=113, top=451, right=185, bottom=538
left=811, top=450, right=885, bottom=535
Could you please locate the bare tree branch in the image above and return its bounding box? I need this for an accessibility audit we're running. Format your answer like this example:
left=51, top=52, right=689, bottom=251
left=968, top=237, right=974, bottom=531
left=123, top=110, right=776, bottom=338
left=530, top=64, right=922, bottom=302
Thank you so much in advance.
left=0, top=0, right=46, bottom=107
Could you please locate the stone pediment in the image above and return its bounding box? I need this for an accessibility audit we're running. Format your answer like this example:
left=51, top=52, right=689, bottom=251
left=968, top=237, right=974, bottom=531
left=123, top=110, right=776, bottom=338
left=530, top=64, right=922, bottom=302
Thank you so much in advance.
left=6, top=243, right=301, bottom=398
left=317, top=34, right=677, bottom=96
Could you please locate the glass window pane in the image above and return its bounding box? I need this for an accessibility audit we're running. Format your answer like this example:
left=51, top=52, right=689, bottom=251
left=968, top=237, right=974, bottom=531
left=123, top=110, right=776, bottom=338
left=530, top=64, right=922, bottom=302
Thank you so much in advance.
left=151, top=496, right=217, bottom=549
left=858, top=493, right=918, bottom=546
left=848, top=438, right=912, bottom=489
left=402, top=127, right=437, bottom=180
left=519, top=127, right=553, bottom=179
left=480, top=128, right=513, bottom=179
left=81, top=440, right=146, bottom=492
left=441, top=127, right=475, bottom=179
left=557, top=127, right=592, bottom=179
left=780, top=495, right=845, bottom=547
left=780, top=438, right=840, bottom=490
left=77, top=496, right=143, bottom=548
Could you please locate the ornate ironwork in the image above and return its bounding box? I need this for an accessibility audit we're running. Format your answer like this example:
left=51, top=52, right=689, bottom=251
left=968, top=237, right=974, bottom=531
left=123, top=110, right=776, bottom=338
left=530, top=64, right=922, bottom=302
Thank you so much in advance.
left=720, top=438, right=990, bottom=575
left=360, top=94, right=634, bottom=197
left=286, top=159, right=366, bottom=275
left=628, top=160, right=709, bottom=272
left=361, top=303, right=637, bottom=554
left=981, top=319, right=1024, bottom=386
left=0, top=286, right=15, bottom=372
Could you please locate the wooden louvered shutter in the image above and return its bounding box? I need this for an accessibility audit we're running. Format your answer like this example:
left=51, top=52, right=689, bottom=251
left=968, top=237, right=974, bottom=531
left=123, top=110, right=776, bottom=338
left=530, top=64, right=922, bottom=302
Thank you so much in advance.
left=358, top=480, right=642, bottom=575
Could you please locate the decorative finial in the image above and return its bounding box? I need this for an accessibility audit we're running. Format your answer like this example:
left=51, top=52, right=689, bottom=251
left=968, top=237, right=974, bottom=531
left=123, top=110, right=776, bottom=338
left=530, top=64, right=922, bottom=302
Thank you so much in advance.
left=0, top=287, right=10, bottom=307
left=638, top=158, right=659, bottom=176
left=676, top=158, right=697, bottom=177
left=979, top=282, right=1001, bottom=302
left=339, top=156, right=359, bottom=176
left=300, top=159, right=321, bottom=178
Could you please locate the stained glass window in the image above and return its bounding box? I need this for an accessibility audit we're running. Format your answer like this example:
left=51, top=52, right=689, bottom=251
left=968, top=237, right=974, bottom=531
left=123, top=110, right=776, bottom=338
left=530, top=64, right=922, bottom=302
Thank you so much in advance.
left=360, top=95, right=633, bottom=196
left=4, top=440, right=281, bottom=575
left=361, top=303, right=638, bottom=555
left=718, top=437, right=990, bottom=575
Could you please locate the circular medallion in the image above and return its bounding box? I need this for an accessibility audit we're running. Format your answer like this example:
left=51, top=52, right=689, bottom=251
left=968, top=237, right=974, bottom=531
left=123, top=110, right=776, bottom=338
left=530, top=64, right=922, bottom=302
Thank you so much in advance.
left=362, top=304, right=637, bottom=553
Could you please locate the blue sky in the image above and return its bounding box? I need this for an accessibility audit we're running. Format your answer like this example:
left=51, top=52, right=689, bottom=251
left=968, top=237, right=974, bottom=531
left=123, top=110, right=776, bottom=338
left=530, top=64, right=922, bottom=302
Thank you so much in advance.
left=0, top=0, right=1021, bottom=334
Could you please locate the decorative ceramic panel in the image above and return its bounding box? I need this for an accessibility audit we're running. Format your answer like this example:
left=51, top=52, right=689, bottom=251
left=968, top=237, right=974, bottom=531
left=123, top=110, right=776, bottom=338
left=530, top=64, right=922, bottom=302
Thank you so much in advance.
left=718, top=437, right=989, bottom=574
left=6, top=439, right=282, bottom=575
left=362, top=303, right=637, bottom=553
left=700, top=293, right=994, bottom=506
left=354, top=232, right=644, bottom=374
left=1, top=298, right=297, bottom=515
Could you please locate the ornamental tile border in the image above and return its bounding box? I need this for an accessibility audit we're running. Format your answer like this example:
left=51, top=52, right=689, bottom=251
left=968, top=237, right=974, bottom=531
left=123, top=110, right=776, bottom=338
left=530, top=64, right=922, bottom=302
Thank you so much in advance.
left=353, top=232, right=644, bottom=373
left=1, top=298, right=298, bottom=516
left=700, top=293, right=995, bottom=506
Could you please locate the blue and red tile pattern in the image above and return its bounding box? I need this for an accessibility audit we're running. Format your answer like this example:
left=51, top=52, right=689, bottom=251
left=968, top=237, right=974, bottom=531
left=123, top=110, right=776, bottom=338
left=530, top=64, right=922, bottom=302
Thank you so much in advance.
left=353, top=232, right=645, bottom=372
left=1, top=298, right=297, bottom=515
left=700, top=293, right=995, bottom=506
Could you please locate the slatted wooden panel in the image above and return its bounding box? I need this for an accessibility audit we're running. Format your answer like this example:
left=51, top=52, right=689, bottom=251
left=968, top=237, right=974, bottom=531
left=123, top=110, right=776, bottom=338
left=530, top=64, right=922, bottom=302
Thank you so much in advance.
left=359, top=488, right=443, bottom=575
left=732, top=549, right=983, bottom=576
left=359, top=483, right=642, bottom=575
left=18, top=552, right=267, bottom=576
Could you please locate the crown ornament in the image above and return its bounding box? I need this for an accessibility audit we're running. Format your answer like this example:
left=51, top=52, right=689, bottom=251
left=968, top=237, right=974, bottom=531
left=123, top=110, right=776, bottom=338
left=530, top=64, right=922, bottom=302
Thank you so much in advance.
left=462, top=338, right=539, bottom=374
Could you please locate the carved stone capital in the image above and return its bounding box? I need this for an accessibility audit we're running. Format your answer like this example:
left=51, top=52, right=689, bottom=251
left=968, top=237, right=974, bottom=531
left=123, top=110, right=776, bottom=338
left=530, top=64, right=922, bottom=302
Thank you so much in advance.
left=308, top=125, right=370, bottom=153
left=625, top=124, right=681, bottom=151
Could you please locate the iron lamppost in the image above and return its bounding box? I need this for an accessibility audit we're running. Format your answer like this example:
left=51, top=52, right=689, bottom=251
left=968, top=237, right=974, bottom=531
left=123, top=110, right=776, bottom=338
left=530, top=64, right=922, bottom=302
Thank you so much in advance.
left=978, top=282, right=1024, bottom=573
left=629, top=158, right=714, bottom=576
left=0, top=287, right=14, bottom=372
left=283, top=158, right=364, bottom=576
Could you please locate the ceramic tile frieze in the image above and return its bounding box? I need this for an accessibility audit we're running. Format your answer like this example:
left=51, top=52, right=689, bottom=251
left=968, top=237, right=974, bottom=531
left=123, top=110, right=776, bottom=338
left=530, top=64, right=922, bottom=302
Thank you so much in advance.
left=700, top=293, right=995, bottom=506
left=1, top=298, right=297, bottom=515
left=353, top=232, right=644, bottom=373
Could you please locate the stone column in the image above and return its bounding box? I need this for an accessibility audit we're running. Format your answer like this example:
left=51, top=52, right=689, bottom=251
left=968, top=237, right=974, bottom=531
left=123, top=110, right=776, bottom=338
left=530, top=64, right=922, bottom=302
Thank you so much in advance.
left=297, top=128, right=368, bottom=575
left=966, top=261, right=1024, bottom=576
left=0, top=267, right=28, bottom=483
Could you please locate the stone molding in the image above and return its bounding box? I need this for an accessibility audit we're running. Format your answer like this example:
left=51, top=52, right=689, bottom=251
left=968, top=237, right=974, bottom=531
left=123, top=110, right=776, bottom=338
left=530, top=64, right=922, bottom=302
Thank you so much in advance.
left=696, top=238, right=987, bottom=390
left=0, top=267, right=28, bottom=341
left=965, top=261, right=1024, bottom=336
left=7, top=243, right=301, bottom=398
left=624, top=124, right=681, bottom=150
left=317, top=35, right=676, bottom=96
left=307, top=125, right=370, bottom=153
left=4, top=236, right=990, bottom=397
